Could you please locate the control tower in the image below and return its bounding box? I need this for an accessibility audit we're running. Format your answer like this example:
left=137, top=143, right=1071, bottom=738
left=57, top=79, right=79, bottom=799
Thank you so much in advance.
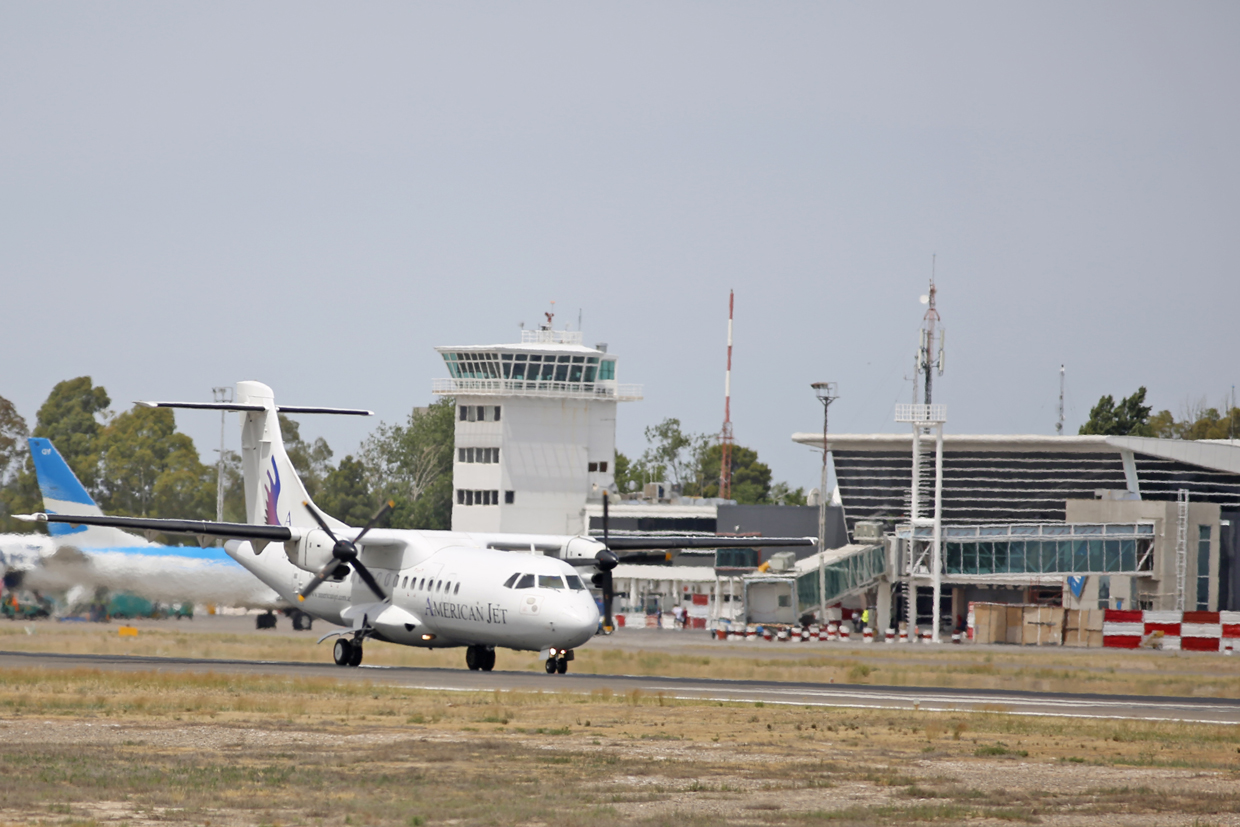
left=432, top=326, right=642, bottom=534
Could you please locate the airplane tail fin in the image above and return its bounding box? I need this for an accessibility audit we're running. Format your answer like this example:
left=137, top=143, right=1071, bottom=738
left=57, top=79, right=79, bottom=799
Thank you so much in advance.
left=139, top=381, right=371, bottom=532
left=234, top=381, right=343, bottom=532
left=27, top=437, right=149, bottom=547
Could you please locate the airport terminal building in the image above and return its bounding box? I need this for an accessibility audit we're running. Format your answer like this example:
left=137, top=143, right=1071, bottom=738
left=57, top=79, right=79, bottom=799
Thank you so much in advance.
left=792, top=432, right=1240, bottom=615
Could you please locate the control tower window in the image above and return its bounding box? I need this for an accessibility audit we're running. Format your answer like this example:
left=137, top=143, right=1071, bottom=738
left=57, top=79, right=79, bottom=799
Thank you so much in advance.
left=599, top=360, right=616, bottom=381
left=511, top=362, right=526, bottom=379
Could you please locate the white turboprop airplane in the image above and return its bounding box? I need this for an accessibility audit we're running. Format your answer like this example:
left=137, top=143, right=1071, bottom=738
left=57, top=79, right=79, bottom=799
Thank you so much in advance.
left=19, top=381, right=814, bottom=674
left=3, top=438, right=284, bottom=616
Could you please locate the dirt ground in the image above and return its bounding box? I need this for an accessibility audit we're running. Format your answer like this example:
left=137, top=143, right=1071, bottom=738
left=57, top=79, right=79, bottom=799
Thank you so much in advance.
left=1, top=661, right=1239, bottom=826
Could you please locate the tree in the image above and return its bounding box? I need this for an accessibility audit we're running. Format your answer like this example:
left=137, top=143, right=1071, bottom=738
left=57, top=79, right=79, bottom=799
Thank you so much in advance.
left=31, top=377, right=111, bottom=493
left=279, top=414, right=334, bottom=499
left=361, top=398, right=455, bottom=530
left=613, top=451, right=636, bottom=494
left=694, top=443, right=773, bottom=504
left=642, top=418, right=697, bottom=487
left=1145, top=400, right=1240, bottom=441
left=0, top=395, right=29, bottom=485
left=96, top=405, right=214, bottom=519
left=768, top=481, right=808, bottom=506
left=317, top=456, right=376, bottom=524
left=0, top=395, right=32, bottom=533
left=1079, top=387, right=1153, bottom=436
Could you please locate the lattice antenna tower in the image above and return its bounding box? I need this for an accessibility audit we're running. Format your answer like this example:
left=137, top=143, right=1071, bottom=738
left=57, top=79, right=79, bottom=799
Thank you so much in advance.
left=1057, top=365, right=1066, bottom=436
left=719, top=290, right=735, bottom=499
left=917, top=259, right=945, bottom=405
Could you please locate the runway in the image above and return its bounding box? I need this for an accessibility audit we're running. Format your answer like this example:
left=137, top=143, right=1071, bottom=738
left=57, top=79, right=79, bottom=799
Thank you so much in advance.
left=5, top=649, right=1239, bottom=725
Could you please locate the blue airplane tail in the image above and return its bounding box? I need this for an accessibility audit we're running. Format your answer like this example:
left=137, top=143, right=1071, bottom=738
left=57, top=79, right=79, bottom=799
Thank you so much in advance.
left=27, top=437, right=146, bottom=546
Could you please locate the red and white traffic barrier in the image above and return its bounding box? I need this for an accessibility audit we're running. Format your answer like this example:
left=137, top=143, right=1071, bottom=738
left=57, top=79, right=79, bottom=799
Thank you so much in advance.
left=862, top=627, right=874, bottom=643
left=1103, top=610, right=1240, bottom=652
left=839, top=625, right=851, bottom=642
left=885, top=628, right=896, bottom=643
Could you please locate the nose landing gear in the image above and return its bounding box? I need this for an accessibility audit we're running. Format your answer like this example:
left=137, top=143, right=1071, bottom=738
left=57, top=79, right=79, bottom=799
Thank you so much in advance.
left=543, top=649, right=572, bottom=674
left=465, top=645, right=496, bottom=672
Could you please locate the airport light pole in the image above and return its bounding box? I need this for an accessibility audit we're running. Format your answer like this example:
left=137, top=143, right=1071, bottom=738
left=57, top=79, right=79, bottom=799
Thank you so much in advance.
left=811, top=382, right=838, bottom=621
left=212, top=386, right=233, bottom=526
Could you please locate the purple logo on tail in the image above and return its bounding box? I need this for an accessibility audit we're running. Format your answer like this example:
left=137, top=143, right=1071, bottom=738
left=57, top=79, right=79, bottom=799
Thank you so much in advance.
left=264, top=458, right=282, bottom=525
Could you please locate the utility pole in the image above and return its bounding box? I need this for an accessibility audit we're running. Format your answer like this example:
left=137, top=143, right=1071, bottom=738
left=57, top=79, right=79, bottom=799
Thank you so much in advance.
left=719, top=290, right=735, bottom=499
left=1057, top=365, right=1066, bottom=436
left=811, top=382, right=839, bottom=620
left=212, top=386, right=233, bottom=526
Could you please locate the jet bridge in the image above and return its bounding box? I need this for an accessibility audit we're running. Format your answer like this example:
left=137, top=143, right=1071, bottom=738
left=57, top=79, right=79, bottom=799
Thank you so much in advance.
left=743, top=543, right=887, bottom=625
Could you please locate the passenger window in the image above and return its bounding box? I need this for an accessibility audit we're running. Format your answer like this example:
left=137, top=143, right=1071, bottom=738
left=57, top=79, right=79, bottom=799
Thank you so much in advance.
left=502, top=573, right=520, bottom=588
left=515, top=574, right=535, bottom=589
left=401, top=577, right=407, bottom=588
left=454, top=583, right=461, bottom=595
left=418, top=578, right=425, bottom=590
left=565, top=575, right=585, bottom=591
left=539, top=575, right=565, bottom=590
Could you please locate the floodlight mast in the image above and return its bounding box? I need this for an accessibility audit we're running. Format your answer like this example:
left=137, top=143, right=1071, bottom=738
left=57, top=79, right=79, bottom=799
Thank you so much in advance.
left=812, top=381, right=839, bottom=621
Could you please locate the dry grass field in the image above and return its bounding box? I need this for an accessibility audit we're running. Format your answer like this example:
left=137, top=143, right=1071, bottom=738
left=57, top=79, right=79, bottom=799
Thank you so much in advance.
left=1, top=665, right=1240, bottom=826
left=3, top=621, right=1240, bottom=824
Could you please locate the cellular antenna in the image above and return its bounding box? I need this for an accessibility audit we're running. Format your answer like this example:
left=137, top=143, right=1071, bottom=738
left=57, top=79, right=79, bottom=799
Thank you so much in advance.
left=916, top=258, right=945, bottom=405
left=719, top=290, right=735, bottom=500
left=1057, top=365, right=1066, bottom=436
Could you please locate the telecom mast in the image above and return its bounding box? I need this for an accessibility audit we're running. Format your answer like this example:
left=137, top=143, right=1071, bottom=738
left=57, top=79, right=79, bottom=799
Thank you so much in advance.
left=917, top=265, right=945, bottom=405
left=719, top=290, right=735, bottom=499
left=1057, top=366, right=1065, bottom=436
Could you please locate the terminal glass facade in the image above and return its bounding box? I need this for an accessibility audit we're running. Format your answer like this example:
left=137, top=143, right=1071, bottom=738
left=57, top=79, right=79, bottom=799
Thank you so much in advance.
left=900, top=523, right=1155, bottom=576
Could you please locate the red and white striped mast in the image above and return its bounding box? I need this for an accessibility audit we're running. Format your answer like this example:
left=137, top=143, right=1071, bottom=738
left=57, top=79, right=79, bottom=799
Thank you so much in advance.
left=719, top=290, right=735, bottom=499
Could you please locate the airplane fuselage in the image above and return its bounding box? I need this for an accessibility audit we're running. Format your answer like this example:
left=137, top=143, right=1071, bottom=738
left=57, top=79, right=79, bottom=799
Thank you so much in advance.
left=226, top=535, right=599, bottom=654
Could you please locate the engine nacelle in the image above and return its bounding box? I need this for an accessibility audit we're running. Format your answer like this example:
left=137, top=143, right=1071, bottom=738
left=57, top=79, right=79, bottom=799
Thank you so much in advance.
left=562, top=535, right=607, bottom=561
left=287, top=529, right=338, bottom=574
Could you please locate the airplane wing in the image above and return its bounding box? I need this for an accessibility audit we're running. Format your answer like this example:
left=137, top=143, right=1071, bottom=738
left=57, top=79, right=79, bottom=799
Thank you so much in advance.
left=15, top=513, right=294, bottom=545
left=601, top=536, right=816, bottom=550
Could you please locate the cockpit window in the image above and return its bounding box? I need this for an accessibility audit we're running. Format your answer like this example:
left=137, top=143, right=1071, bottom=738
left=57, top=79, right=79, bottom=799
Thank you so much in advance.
left=538, top=574, right=565, bottom=590
left=515, top=574, right=535, bottom=589
left=502, top=573, right=519, bottom=588
left=565, top=575, right=585, bottom=591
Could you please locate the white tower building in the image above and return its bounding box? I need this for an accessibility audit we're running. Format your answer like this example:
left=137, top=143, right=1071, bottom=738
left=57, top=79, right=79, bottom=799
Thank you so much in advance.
left=432, top=327, right=642, bottom=534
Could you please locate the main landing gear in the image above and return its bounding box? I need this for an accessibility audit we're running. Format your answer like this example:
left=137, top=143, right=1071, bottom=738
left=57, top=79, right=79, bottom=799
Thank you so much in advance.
left=333, top=636, right=364, bottom=667
left=465, top=645, right=496, bottom=672
left=544, top=648, right=572, bottom=675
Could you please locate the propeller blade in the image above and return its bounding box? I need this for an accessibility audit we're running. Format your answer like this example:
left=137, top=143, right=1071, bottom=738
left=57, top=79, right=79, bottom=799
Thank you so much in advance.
left=352, top=500, right=394, bottom=546
left=299, top=557, right=345, bottom=600
left=350, top=559, right=387, bottom=600
left=600, top=569, right=614, bottom=632
left=302, top=500, right=339, bottom=542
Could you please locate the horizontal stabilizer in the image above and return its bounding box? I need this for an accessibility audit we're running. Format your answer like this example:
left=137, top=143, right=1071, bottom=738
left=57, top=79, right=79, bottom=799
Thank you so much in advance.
left=601, top=536, right=817, bottom=551
left=15, top=513, right=293, bottom=543
left=138, top=401, right=373, bottom=416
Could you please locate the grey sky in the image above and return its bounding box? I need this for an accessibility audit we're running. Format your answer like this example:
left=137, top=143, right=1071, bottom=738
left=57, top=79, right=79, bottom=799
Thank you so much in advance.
left=3, top=3, right=1238, bottom=493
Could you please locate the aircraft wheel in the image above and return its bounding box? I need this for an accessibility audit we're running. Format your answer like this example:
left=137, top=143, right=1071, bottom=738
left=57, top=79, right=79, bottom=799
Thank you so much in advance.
left=466, top=646, right=481, bottom=671
left=333, top=638, right=353, bottom=666
left=545, top=657, right=557, bottom=674
left=556, top=657, right=568, bottom=675
left=482, top=649, right=496, bottom=672
left=349, top=643, right=364, bottom=667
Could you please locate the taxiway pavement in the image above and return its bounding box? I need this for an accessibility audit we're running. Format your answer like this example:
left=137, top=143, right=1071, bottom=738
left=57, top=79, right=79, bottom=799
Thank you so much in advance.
left=4, top=649, right=1238, bottom=725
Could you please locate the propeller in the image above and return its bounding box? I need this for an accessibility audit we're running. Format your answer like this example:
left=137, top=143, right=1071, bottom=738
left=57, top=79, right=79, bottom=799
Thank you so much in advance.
left=298, top=500, right=394, bottom=601
left=598, top=491, right=616, bottom=632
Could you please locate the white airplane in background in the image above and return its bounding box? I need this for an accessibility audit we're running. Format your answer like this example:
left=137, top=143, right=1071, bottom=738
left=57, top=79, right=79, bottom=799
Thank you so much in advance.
left=5, top=438, right=286, bottom=618
left=20, top=381, right=814, bottom=674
